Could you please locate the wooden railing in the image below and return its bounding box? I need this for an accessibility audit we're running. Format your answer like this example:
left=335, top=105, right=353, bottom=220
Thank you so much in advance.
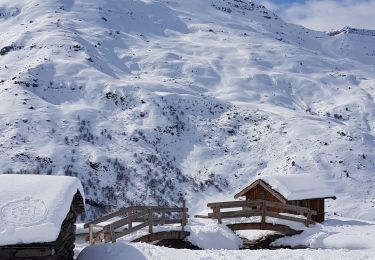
left=195, top=200, right=316, bottom=227
left=84, top=201, right=188, bottom=244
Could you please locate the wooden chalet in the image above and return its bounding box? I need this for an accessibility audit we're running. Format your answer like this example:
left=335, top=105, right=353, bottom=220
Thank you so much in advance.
left=0, top=174, right=85, bottom=260
left=234, top=174, right=336, bottom=223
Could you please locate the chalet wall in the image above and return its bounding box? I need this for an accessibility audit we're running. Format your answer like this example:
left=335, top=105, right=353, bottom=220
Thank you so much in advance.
left=243, top=183, right=326, bottom=223
left=288, top=199, right=325, bottom=223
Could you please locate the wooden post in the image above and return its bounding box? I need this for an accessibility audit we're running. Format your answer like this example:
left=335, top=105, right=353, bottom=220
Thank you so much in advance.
left=213, top=207, right=222, bottom=224
left=305, top=211, right=312, bottom=227
left=128, top=210, right=133, bottom=229
left=148, top=208, right=153, bottom=233
left=89, top=224, right=94, bottom=244
left=161, top=211, right=166, bottom=225
left=109, top=225, right=116, bottom=243
left=182, top=200, right=187, bottom=231
left=261, top=202, right=266, bottom=229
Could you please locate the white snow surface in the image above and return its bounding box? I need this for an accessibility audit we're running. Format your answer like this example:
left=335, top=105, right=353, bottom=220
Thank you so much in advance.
left=188, top=223, right=243, bottom=250
left=0, top=174, right=84, bottom=245
left=0, top=0, right=375, bottom=224
left=250, top=174, right=336, bottom=200
left=76, top=241, right=375, bottom=260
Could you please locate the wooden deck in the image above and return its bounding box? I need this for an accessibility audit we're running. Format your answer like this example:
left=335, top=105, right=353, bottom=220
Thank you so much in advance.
left=84, top=201, right=188, bottom=244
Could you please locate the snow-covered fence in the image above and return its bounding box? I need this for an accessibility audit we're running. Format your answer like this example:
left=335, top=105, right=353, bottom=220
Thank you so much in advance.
left=196, top=200, right=316, bottom=228
left=84, top=201, right=188, bottom=244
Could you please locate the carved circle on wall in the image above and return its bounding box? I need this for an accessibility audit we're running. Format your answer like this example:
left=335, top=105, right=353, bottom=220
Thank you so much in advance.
left=0, top=196, right=48, bottom=226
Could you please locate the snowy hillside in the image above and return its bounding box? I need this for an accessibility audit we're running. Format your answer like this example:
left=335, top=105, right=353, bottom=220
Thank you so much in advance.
left=1, top=0, right=375, bottom=221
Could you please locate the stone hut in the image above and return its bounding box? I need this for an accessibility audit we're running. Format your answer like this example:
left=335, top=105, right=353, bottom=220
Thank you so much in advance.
left=0, top=174, right=85, bottom=260
left=234, top=174, right=336, bottom=222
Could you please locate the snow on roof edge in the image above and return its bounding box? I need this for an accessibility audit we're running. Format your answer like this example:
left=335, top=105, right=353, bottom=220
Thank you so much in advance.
left=236, top=173, right=335, bottom=201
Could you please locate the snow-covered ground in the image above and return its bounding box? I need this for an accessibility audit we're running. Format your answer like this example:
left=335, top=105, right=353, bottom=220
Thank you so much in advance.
left=1, top=0, right=375, bottom=258
left=76, top=242, right=375, bottom=260
left=75, top=218, right=375, bottom=259
left=74, top=216, right=375, bottom=259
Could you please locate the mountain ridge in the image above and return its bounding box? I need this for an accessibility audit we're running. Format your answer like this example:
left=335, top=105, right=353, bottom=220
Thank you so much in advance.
left=0, top=0, right=375, bottom=220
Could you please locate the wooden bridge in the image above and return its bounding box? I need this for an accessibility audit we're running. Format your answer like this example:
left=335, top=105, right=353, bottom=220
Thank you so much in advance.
left=84, top=199, right=316, bottom=246
left=195, top=200, right=317, bottom=235
left=84, top=201, right=189, bottom=244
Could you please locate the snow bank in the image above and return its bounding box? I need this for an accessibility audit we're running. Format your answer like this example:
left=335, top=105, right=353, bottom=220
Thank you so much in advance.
left=258, top=174, right=335, bottom=200
left=77, top=242, right=375, bottom=260
left=77, top=242, right=147, bottom=260
left=0, top=174, right=84, bottom=245
left=188, top=223, right=242, bottom=250
left=273, top=218, right=375, bottom=250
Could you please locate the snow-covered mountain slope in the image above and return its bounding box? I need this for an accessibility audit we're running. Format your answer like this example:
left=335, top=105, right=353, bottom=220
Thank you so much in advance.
left=1, top=0, right=375, bottom=220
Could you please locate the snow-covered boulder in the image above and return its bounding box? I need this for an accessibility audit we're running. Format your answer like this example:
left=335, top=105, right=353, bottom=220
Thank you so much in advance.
left=188, top=223, right=243, bottom=250
left=77, top=242, right=146, bottom=260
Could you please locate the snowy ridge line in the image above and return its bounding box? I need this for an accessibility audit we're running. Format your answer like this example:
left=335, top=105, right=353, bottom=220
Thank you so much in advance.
left=327, top=27, right=375, bottom=37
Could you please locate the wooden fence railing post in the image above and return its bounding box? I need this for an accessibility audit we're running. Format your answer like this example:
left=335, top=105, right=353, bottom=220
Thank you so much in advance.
left=213, top=207, right=222, bottom=224
left=305, top=211, right=312, bottom=227
left=89, top=224, right=94, bottom=244
left=182, top=200, right=187, bottom=231
left=261, top=202, right=266, bottom=229
left=148, top=208, right=153, bottom=233
left=128, top=209, right=133, bottom=229
left=109, top=225, right=116, bottom=243
left=161, top=211, right=166, bottom=225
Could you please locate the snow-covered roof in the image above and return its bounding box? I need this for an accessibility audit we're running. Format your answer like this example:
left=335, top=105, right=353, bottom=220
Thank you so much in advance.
left=0, top=174, right=84, bottom=246
left=235, top=174, right=336, bottom=201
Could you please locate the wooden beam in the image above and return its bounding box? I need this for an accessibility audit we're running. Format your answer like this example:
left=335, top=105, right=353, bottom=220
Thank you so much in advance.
left=207, top=200, right=261, bottom=208
left=227, top=223, right=301, bottom=235
left=84, top=207, right=131, bottom=228
left=208, top=210, right=262, bottom=219
left=101, top=209, right=148, bottom=230
left=113, top=222, right=148, bottom=240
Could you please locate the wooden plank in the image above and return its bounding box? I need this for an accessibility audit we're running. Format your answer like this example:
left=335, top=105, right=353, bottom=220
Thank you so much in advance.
left=266, top=211, right=310, bottom=224
left=208, top=211, right=262, bottom=219
left=154, top=207, right=188, bottom=213
left=131, top=218, right=183, bottom=225
left=207, top=200, right=261, bottom=209
left=84, top=206, right=188, bottom=228
left=104, top=209, right=149, bottom=230
left=132, top=206, right=188, bottom=212
left=207, top=200, right=317, bottom=215
left=113, top=222, right=148, bottom=240
left=84, top=207, right=131, bottom=228
left=264, top=201, right=317, bottom=215
left=194, top=214, right=210, bottom=219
